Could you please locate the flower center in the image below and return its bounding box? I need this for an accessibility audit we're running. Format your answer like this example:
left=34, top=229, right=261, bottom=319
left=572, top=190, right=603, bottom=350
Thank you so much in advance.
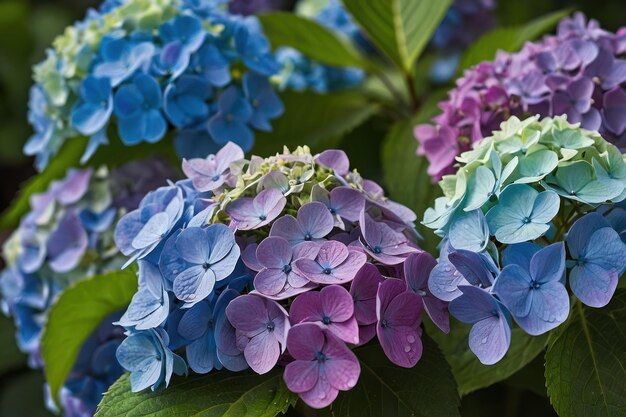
left=282, top=264, right=292, bottom=274
left=329, top=207, right=337, bottom=215
left=530, top=280, right=541, bottom=289
left=323, top=267, right=332, bottom=275
left=212, top=175, right=220, bottom=181
left=304, top=233, right=312, bottom=241
left=522, top=216, right=531, bottom=224
left=322, top=316, right=331, bottom=325
left=373, top=246, right=382, bottom=254
left=202, top=262, right=210, bottom=270
left=381, top=319, right=389, bottom=328
left=259, top=214, right=267, bottom=221
left=315, top=351, right=327, bottom=362
left=266, top=321, right=275, bottom=332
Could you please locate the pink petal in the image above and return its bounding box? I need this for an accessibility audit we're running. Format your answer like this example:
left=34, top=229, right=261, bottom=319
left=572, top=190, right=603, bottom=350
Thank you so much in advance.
left=284, top=360, right=319, bottom=393
left=286, top=323, right=325, bottom=360
left=327, top=317, right=359, bottom=344
left=320, top=285, right=354, bottom=322
left=290, top=291, right=323, bottom=324
left=254, top=268, right=288, bottom=296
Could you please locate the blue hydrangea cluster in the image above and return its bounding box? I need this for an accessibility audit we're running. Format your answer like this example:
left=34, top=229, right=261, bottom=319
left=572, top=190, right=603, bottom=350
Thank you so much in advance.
left=424, top=115, right=626, bottom=364
left=274, top=0, right=365, bottom=93
left=27, top=0, right=284, bottom=171
left=429, top=0, right=496, bottom=83
left=0, top=158, right=175, bottom=416
left=113, top=143, right=444, bottom=409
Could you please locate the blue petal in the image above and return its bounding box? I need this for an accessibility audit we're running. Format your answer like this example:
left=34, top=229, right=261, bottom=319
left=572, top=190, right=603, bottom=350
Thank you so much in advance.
left=502, top=242, right=541, bottom=269
left=449, top=209, right=490, bottom=252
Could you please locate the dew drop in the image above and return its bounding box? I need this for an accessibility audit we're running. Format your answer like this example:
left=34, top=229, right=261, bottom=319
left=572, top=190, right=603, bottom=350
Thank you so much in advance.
left=404, top=345, right=411, bottom=353
left=481, top=337, right=488, bottom=344
left=406, top=334, right=416, bottom=343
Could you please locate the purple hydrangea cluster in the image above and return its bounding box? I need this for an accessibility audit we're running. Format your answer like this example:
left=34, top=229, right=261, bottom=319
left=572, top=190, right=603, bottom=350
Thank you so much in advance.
left=416, top=12, right=626, bottom=180
left=27, top=0, right=284, bottom=171
left=114, top=143, right=449, bottom=408
left=0, top=158, right=175, bottom=416
left=423, top=115, right=626, bottom=364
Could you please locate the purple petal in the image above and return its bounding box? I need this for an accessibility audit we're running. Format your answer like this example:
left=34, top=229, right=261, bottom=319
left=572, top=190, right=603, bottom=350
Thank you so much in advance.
left=225, top=295, right=268, bottom=335
left=299, top=373, right=338, bottom=409
left=244, top=331, right=280, bottom=374
left=403, top=252, right=436, bottom=293
left=256, top=236, right=292, bottom=268
left=297, top=202, right=334, bottom=239
left=329, top=187, right=365, bottom=222
left=377, top=323, right=423, bottom=368
left=284, top=360, right=319, bottom=393
left=269, top=215, right=304, bottom=244
left=602, top=87, right=626, bottom=135
left=320, top=285, right=354, bottom=322
left=254, top=268, right=288, bottom=296
left=329, top=250, right=367, bottom=283
left=290, top=291, right=323, bottom=324
left=315, top=150, right=349, bottom=176
left=46, top=211, right=88, bottom=273
left=285, top=322, right=325, bottom=360
left=327, top=318, right=359, bottom=345
left=350, top=263, right=383, bottom=325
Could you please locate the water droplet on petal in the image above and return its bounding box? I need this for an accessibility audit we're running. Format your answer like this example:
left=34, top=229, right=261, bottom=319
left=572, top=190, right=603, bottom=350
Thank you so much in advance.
left=406, top=334, right=416, bottom=343
left=404, top=345, right=411, bottom=353
left=481, top=337, right=488, bottom=344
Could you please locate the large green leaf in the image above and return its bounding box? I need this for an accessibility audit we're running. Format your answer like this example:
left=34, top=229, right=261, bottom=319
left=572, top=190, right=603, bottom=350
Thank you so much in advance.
left=459, top=9, right=570, bottom=71
left=95, top=370, right=296, bottom=417
left=320, top=336, right=460, bottom=417
left=343, top=0, right=451, bottom=72
left=545, top=292, right=626, bottom=417
left=41, top=269, right=138, bottom=403
left=253, top=90, right=378, bottom=155
left=0, top=134, right=178, bottom=230
left=381, top=92, right=446, bottom=253
left=258, top=12, right=367, bottom=68
left=426, top=319, right=548, bottom=396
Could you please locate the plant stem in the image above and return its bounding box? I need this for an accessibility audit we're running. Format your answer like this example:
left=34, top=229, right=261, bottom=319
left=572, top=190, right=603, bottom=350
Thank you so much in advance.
left=404, top=72, right=419, bottom=112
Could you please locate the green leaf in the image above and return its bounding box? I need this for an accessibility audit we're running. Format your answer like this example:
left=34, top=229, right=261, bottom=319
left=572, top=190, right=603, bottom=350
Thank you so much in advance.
left=258, top=12, right=367, bottom=68
left=253, top=90, right=378, bottom=155
left=545, top=292, right=626, bottom=417
left=95, top=370, right=296, bottom=417
left=41, top=269, right=138, bottom=403
left=0, top=134, right=178, bottom=230
left=426, top=319, right=548, bottom=396
left=381, top=92, right=446, bottom=253
left=343, top=0, right=451, bottom=72
left=320, top=336, right=460, bottom=417
left=459, top=9, right=570, bottom=71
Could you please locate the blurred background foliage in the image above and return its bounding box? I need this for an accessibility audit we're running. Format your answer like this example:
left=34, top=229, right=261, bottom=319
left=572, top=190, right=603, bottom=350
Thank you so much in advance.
left=0, top=0, right=623, bottom=416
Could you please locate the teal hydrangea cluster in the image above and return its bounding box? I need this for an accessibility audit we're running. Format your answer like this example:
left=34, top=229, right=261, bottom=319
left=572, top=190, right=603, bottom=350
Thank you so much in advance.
left=424, top=115, right=626, bottom=364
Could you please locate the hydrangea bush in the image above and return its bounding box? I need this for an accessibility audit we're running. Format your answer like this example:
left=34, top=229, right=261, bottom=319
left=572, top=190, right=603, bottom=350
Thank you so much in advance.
left=416, top=12, right=626, bottom=180
left=423, top=115, right=626, bottom=364
left=27, top=0, right=284, bottom=171
left=113, top=143, right=450, bottom=408
left=0, top=158, right=174, bottom=416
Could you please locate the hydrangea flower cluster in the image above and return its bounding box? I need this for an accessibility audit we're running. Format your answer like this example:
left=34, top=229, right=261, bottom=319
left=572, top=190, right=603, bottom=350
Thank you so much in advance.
left=415, top=12, right=626, bottom=181
left=0, top=158, right=174, bottom=416
left=27, top=0, right=283, bottom=171
left=423, top=115, right=626, bottom=364
left=274, top=0, right=365, bottom=93
left=114, top=143, right=448, bottom=408
left=429, top=0, right=496, bottom=83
